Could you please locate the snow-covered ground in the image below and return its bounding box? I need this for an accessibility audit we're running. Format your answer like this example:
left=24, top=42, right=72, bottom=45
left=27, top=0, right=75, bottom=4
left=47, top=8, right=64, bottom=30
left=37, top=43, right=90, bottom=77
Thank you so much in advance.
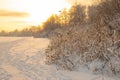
left=0, top=37, right=115, bottom=80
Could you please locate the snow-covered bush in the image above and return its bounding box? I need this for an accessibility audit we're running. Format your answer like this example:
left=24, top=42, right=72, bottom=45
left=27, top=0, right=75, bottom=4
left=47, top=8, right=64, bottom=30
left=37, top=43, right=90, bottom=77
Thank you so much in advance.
left=45, top=24, right=120, bottom=77
left=45, top=0, right=120, bottom=78
left=45, top=26, right=82, bottom=70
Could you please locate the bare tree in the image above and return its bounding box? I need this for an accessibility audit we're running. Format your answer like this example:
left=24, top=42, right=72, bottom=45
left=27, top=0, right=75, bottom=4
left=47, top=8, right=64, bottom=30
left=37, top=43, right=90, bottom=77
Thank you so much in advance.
left=69, top=3, right=86, bottom=26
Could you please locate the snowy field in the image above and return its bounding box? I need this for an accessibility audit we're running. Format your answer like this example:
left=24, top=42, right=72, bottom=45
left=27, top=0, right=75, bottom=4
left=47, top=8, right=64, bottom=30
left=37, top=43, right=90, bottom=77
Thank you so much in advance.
left=0, top=37, right=115, bottom=80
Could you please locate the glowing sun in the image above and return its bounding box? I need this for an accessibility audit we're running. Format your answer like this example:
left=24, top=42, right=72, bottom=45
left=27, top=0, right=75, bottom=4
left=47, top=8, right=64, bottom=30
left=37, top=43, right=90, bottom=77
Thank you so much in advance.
left=22, top=0, right=71, bottom=25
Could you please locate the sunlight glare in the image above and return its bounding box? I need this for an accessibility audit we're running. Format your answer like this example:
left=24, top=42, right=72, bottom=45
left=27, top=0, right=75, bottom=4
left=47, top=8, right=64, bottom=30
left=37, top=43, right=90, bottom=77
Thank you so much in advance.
left=0, top=0, right=71, bottom=31
left=21, top=0, right=71, bottom=25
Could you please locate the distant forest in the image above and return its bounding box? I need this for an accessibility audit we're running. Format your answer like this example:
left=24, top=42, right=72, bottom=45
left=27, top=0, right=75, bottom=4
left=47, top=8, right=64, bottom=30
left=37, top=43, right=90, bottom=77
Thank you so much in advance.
left=0, top=2, right=86, bottom=37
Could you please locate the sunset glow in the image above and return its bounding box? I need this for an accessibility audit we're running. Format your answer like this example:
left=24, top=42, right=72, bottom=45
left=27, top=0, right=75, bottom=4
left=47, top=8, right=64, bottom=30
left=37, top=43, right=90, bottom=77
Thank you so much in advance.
left=24, top=0, right=71, bottom=25
left=0, top=0, right=70, bottom=31
left=0, top=0, right=93, bottom=31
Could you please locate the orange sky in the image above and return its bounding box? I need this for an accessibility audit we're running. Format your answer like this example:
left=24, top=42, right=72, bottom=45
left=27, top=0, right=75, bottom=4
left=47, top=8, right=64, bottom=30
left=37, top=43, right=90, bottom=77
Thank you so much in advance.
left=0, top=0, right=93, bottom=32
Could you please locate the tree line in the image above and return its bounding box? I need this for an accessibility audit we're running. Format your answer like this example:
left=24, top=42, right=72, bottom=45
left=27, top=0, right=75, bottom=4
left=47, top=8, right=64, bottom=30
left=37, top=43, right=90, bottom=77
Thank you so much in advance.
left=0, top=2, right=86, bottom=37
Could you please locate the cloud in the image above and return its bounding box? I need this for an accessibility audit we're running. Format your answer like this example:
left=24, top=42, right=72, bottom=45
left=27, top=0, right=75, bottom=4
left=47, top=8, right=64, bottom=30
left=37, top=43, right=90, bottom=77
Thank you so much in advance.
left=0, top=10, right=29, bottom=17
